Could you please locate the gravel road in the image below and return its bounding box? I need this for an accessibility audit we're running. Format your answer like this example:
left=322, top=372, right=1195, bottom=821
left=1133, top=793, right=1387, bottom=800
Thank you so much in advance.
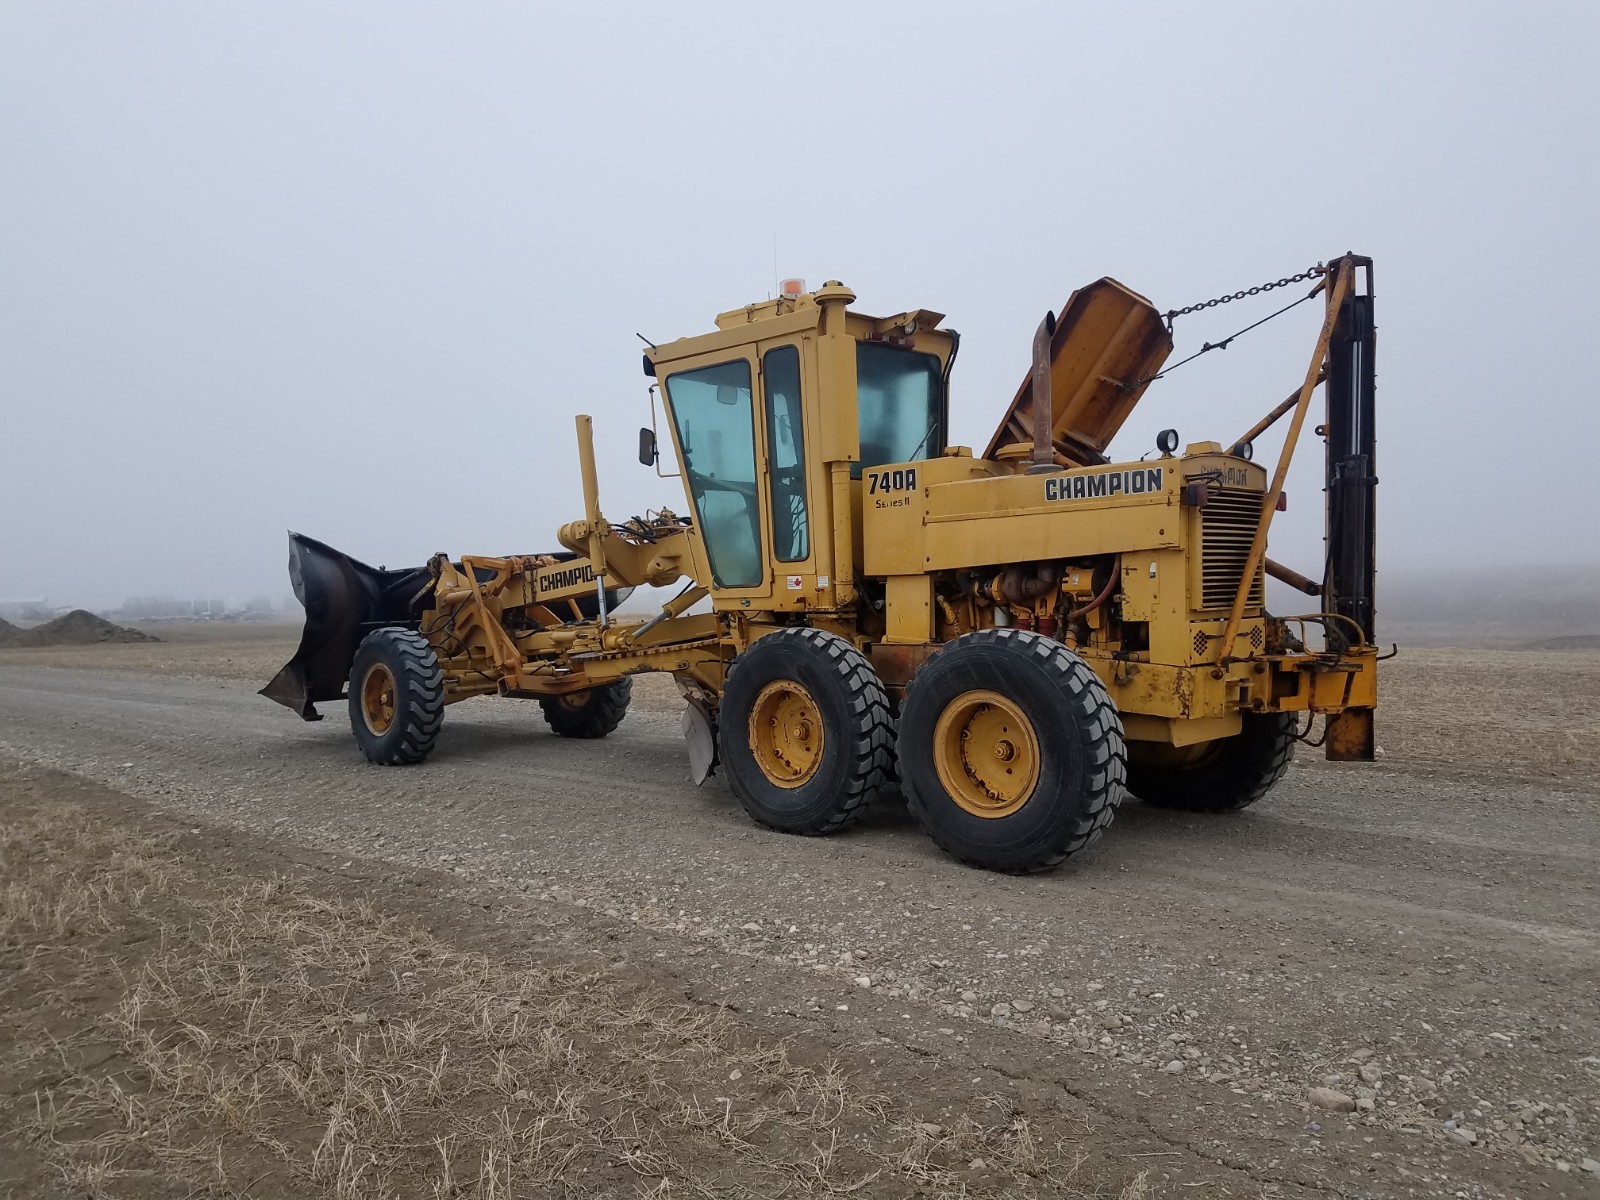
left=2, top=659, right=1598, bottom=1198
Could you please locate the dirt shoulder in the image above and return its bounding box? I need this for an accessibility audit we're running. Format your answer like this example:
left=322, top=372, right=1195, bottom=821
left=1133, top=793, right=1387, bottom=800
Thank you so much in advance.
left=1, top=762, right=1289, bottom=1200
left=4, top=760, right=1596, bottom=1199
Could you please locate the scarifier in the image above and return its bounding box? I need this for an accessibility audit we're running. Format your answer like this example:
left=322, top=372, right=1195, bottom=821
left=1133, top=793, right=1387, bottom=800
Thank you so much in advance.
left=264, top=254, right=1382, bottom=872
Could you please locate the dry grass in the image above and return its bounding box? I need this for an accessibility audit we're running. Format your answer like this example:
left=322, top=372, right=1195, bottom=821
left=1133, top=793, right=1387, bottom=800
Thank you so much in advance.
left=0, top=800, right=1144, bottom=1199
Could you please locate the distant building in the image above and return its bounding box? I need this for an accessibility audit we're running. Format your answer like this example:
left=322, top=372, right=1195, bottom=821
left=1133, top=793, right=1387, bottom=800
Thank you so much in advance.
left=121, top=596, right=229, bottom=620
left=0, top=596, right=51, bottom=620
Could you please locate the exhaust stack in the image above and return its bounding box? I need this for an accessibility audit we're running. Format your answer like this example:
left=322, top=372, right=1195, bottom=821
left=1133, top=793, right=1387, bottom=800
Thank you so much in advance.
left=983, top=278, right=1173, bottom=468
left=1024, top=311, right=1060, bottom=474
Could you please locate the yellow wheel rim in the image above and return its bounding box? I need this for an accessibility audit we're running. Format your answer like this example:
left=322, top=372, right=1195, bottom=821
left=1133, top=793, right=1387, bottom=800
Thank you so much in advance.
left=932, top=689, right=1040, bottom=818
left=558, top=691, right=590, bottom=712
left=360, top=663, right=398, bottom=736
left=748, top=679, right=825, bottom=788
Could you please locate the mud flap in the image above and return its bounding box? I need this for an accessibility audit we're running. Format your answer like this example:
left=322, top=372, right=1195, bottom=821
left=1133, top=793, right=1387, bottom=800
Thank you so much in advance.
left=1324, top=707, right=1375, bottom=761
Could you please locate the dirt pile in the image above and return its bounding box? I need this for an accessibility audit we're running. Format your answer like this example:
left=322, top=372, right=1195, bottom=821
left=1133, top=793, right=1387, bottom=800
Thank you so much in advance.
left=1522, top=633, right=1600, bottom=651
left=2, top=610, right=160, bottom=648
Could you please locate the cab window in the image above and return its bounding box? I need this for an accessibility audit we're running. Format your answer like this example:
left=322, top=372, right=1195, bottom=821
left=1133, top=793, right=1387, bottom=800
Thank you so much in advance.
left=663, top=360, right=763, bottom=588
left=854, top=341, right=942, bottom=478
left=763, top=345, right=809, bottom=562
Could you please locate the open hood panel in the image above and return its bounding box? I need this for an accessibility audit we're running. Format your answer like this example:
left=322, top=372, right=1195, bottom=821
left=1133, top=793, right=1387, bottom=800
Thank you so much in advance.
left=983, top=278, right=1173, bottom=466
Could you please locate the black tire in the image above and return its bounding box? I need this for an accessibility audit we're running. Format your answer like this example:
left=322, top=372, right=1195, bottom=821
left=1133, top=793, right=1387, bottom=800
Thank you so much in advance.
left=1127, top=712, right=1295, bottom=813
left=540, top=678, right=633, bottom=739
left=348, top=627, right=444, bottom=765
left=900, top=629, right=1125, bottom=873
left=719, top=628, right=895, bottom=835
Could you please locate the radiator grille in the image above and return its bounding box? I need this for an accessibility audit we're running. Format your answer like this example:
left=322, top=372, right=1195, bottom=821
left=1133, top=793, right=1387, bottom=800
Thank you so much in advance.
left=1201, top=487, right=1267, bottom=610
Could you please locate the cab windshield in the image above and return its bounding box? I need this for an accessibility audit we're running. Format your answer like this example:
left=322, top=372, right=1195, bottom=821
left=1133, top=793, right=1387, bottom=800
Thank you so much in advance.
left=854, top=341, right=942, bottom=478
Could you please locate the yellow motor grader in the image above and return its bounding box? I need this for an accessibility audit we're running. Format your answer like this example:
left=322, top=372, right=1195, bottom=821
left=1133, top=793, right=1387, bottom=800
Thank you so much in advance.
left=264, top=254, right=1381, bottom=873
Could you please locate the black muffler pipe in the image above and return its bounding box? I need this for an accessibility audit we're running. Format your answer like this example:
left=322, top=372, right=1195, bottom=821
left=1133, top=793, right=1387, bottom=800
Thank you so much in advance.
left=1025, top=311, right=1060, bottom=474
left=1323, top=257, right=1377, bottom=651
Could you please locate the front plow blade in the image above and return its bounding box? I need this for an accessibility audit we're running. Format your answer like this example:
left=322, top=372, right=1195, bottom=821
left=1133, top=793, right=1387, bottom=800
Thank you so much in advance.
left=260, top=533, right=429, bottom=721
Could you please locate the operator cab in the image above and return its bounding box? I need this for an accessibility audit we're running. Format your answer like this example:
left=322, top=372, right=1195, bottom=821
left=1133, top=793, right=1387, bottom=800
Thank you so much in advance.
left=639, top=281, right=956, bottom=606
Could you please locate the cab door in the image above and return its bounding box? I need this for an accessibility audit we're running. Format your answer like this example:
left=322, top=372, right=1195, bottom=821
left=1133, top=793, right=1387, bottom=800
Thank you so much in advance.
left=659, top=349, right=773, bottom=603
left=755, top=338, right=820, bottom=612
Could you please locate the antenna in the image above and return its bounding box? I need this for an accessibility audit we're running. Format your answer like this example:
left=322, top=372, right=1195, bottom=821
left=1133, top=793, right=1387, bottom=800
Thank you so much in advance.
left=773, top=232, right=779, bottom=300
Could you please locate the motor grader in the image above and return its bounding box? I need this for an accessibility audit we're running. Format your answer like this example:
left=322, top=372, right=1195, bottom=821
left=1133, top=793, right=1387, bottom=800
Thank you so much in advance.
left=264, top=254, right=1380, bottom=873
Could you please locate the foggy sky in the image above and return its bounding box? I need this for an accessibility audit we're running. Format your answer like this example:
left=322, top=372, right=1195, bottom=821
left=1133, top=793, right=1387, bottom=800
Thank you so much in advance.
left=3, top=2, right=1597, bottom=609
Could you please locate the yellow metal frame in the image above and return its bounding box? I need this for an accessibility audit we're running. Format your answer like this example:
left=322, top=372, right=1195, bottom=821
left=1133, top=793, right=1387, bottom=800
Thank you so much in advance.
left=396, top=267, right=1376, bottom=763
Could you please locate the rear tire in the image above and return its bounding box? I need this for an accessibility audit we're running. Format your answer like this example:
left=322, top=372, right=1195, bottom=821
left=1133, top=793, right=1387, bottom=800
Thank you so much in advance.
left=348, top=627, right=444, bottom=765
left=719, top=628, right=895, bottom=835
left=1127, top=712, right=1295, bottom=813
left=899, top=629, right=1125, bottom=873
left=540, top=679, right=633, bottom=739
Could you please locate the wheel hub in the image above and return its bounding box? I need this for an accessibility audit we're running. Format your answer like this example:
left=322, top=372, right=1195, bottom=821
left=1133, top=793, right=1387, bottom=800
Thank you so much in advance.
left=933, top=689, right=1041, bottom=818
left=748, top=679, right=825, bottom=788
left=360, top=663, right=397, bottom=736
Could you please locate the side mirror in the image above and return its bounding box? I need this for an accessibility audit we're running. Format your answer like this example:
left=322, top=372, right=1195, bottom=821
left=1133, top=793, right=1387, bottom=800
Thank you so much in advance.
left=638, top=427, right=658, bottom=467
left=642, top=353, right=657, bottom=378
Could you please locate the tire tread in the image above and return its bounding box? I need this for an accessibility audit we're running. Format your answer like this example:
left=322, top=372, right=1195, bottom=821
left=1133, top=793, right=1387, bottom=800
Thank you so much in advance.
left=351, top=627, right=445, bottom=765
left=903, top=629, right=1126, bottom=873
left=1130, top=713, right=1295, bottom=813
left=540, top=678, right=633, bottom=739
left=722, top=628, right=895, bottom=835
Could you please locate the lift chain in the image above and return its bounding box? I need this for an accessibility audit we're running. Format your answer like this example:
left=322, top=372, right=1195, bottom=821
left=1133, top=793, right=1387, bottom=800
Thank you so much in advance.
left=1163, top=264, right=1327, bottom=330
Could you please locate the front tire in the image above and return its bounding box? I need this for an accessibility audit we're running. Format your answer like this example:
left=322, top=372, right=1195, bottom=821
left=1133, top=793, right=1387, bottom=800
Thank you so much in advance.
left=540, top=678, right=632, bottom=739
left=348, top=627, right=444, bottom=765
left=1127, top=712, right=1295, bottom=812
left=900, top=630, right=1125, bottom=873
left=719, top=628, right=895, bottom=836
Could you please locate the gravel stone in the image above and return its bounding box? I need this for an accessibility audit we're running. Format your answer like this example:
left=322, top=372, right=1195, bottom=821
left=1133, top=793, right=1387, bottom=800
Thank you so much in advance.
left=1308, top=1088, right=1357, bottom=1112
